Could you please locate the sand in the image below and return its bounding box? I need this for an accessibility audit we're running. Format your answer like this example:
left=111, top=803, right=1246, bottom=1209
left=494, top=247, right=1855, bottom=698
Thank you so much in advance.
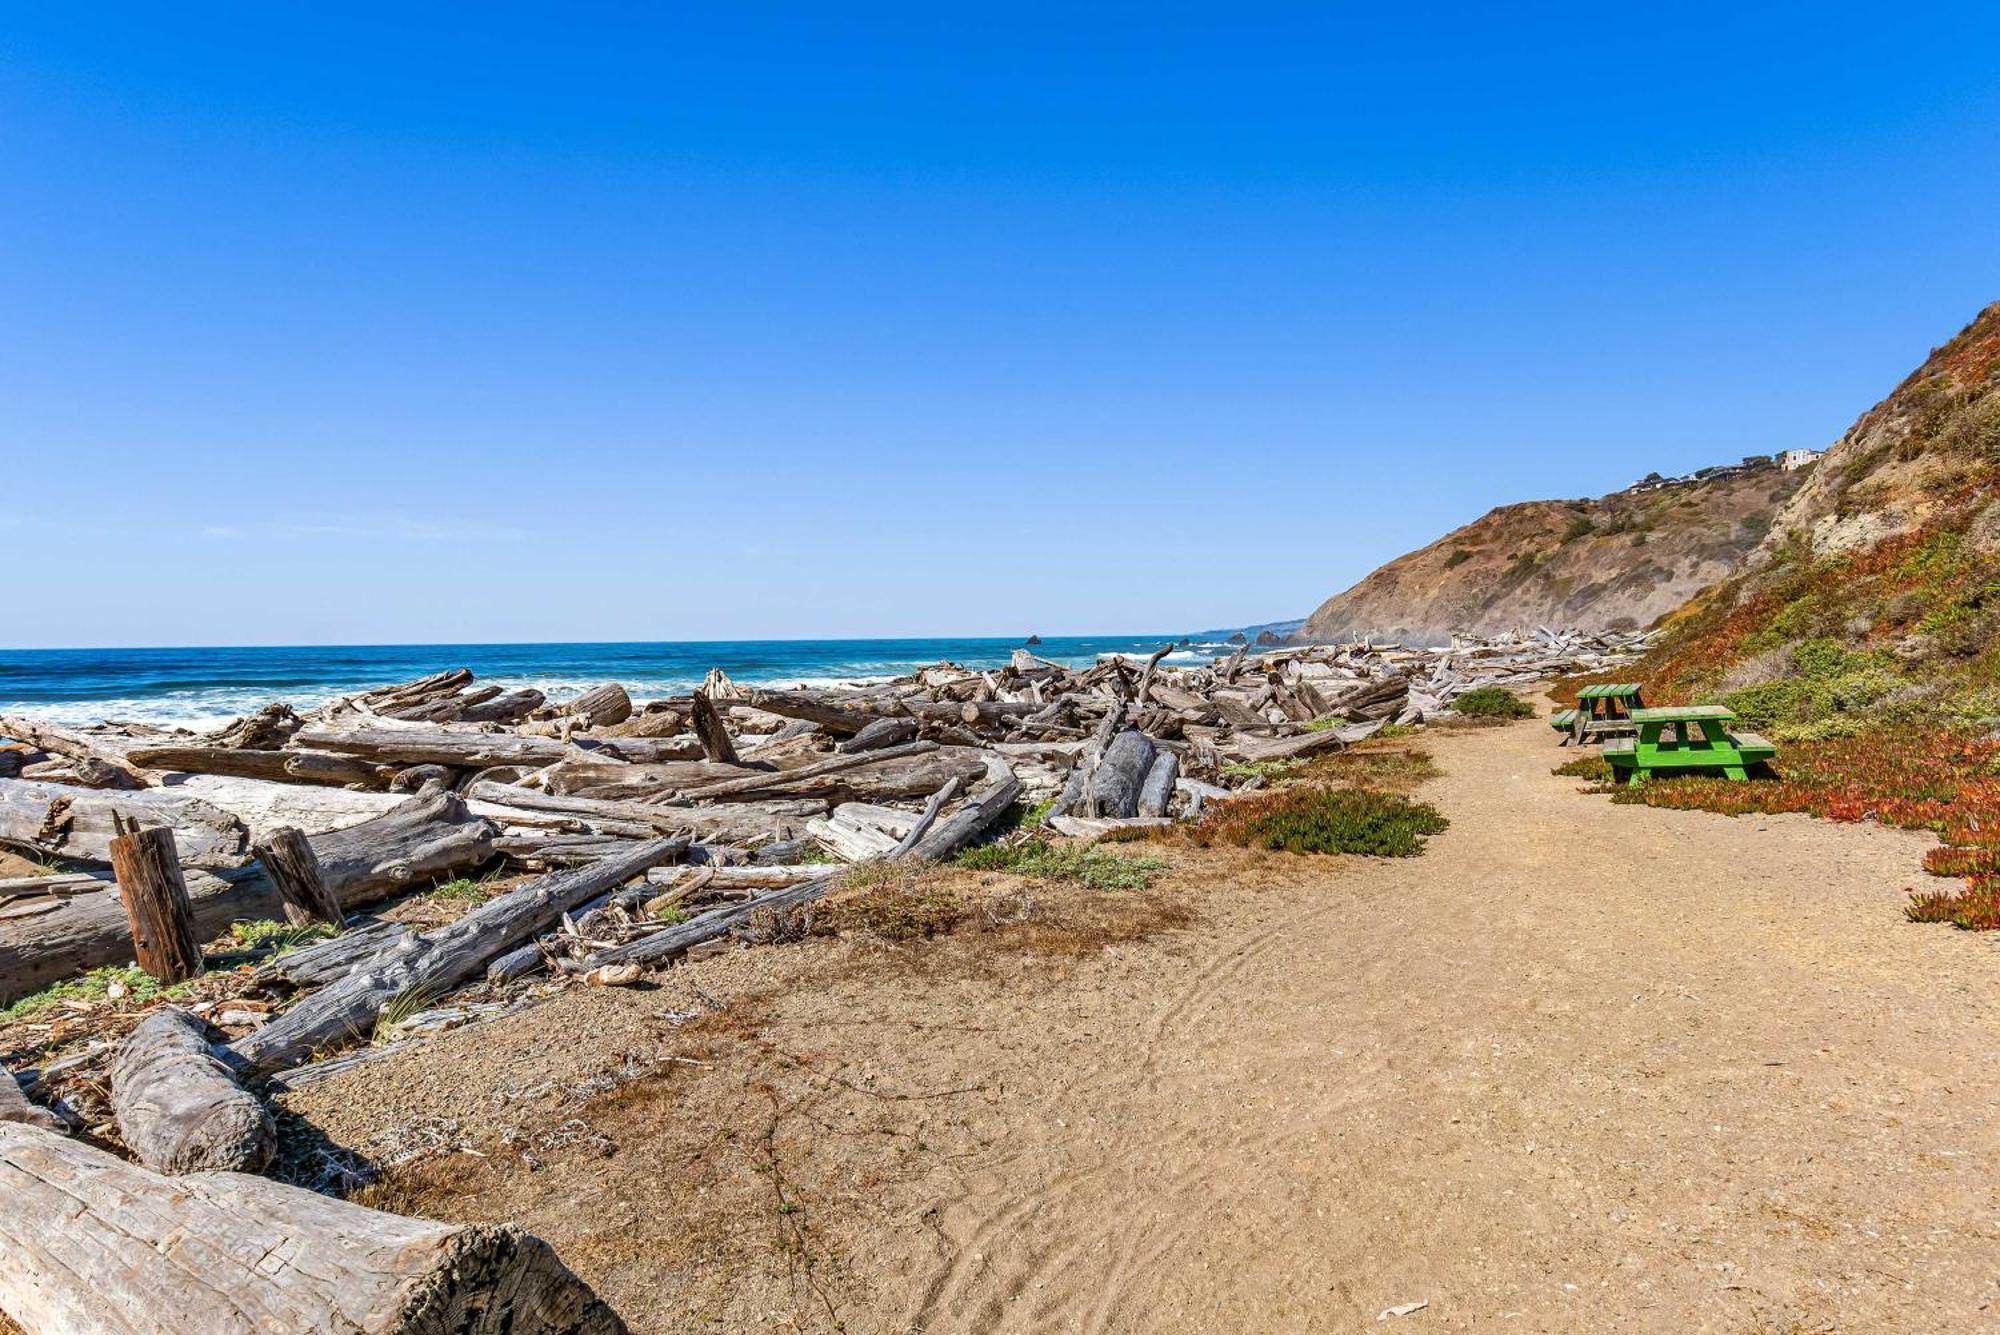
left=286, top=715, right=2000, bottom=1332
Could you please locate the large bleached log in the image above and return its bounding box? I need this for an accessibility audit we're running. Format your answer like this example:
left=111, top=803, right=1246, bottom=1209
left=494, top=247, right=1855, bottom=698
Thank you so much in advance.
left=0, top=716, right=142, bottom=788
left=0, top=1122, right=627, bottom=1335
left=589, top=735, right=705, bottom=763
left=230, top=837, right=686, bottom=1077
left=108, top=819, right=204, bottom=984
left=1137, top=750, right=1181, bottom=818
left=464, top=781, right=694, bottom=835
left=110, top=1008, right=273, bottom=1174
left=539, top=757, right=766, bottom=800
left=0, top=778, right=250, bottom=870
left=200, top=702, right=302, bottom=751
left=124, top=744, right=390, bottom=790
left=164, top=774, right=406, bottom=839
left=458, top=688, right=546, bottom=724
left=1079, top=729, right=1156, bottom=819
left=0, top=790, right=494, bottom=1004
left=743, top=688, right=879, bottom=737
left=563, top=682, right=633, bottom=728
left=292, top=725, right=571, bottom=769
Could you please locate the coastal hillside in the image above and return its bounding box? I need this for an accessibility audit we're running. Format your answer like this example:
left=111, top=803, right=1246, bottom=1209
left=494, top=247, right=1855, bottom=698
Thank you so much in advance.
left=1300, top=465, right=1810, bottom=645
left=1642, top=300, right=2000, bottom=735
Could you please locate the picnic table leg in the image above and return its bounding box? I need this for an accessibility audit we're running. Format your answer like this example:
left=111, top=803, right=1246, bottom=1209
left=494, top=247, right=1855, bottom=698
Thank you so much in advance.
left=1722, top=765, right=1748, bottom=781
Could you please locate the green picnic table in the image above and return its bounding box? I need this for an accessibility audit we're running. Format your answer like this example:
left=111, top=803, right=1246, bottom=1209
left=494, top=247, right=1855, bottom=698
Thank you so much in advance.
left=1550, top=683, right=1644, bottom=746
left=1602, top=704, right=1777, bottom=785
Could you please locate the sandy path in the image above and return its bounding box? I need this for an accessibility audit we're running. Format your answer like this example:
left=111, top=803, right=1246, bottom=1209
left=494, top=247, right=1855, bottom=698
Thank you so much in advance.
left=302, top=717, right=2000, bottom=1332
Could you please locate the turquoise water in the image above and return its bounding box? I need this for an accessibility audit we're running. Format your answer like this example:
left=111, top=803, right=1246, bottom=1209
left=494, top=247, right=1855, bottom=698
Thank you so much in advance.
left=0, top=637, right=1234, bottom=728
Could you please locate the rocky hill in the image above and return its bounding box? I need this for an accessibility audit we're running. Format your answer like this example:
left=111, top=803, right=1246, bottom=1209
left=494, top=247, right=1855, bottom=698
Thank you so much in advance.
left=1641, top=301, right=2000, bottom=736
left=1300, top=465, right=1810, bottom=646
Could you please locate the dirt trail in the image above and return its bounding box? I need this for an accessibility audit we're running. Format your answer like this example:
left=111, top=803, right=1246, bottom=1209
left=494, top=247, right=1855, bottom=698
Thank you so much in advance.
left=294, top=718, right=2000, bottom=1332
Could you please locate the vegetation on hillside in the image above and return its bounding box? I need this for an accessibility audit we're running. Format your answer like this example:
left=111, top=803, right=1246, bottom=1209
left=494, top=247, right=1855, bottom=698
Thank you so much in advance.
left=1552, top=303, right=2000, bottom=927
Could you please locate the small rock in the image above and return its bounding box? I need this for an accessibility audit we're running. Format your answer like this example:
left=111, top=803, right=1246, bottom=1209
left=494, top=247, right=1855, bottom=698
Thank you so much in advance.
left=685, top=939, right=737, bottom=963
left=1378, top=1301, right=1428, bottom=1320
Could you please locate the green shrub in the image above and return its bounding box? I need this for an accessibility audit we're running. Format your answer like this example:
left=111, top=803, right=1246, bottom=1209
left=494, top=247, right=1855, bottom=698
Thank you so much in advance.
left=954, top=838, right=1165, bottom=890
left=1193, top=786, right=1448, bottom=857
left=1562, top=515, right=1597, bottom=543
left=1443, top=548, right=1476, bottom=569
left=1450, top=687, right=1536, bottom=720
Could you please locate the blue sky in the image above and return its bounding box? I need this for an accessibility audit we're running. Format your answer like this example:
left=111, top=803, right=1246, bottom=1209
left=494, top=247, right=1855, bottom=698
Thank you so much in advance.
left=4, top=4, right=1997, bottom=648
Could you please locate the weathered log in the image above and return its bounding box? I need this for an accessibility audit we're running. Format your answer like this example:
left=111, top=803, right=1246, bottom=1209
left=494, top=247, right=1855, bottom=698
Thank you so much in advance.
left=0, top=790, right=493, bottom=1004
left=110, top=1007, right=273, bottom=1174
left=1047, top=814, right=1172, bottom=839
left=254, top=918, right=412, bottom=989
left=643, top=864, right=832, bottom=891
left=1, top=1065, right=66, bottom=1133
left=1079, top=729, right=1156, bottom=820
left=1220, top=719, right=1382, bottom=764
left=388, top=763, right=454, bottom=792
left=587, top=872, right=839, bottom=968
left=0, top=716, right=142, bottom=788
left=591, top=735, right=705, bottom=763
left=804, top=810, right=900, bottom=862
left=200, top=702, right=302, bottom=751
left=837, top=716, right=919, bottom=754
left=291, top=725, right=570, bottom=768
left=0, top=778, right=249, bottom=870
left=460, top=688, right=546, bottom=724
left=889, top=777, right=960, bottom=859
left=123, top=744, right=389, bottom=789
left=688, top=689, right=739, bottom=764
left=464, top=782, right=823, bottom=845
left=109, top=819, right=203, bottom=985
left=0, top=1121, right=627, bottom=1335
left=230, top=837, right=687, bottom=1077
left=744, top=688, right=879, bottom=737
left=251, top=825, right=341, bottom=926
left=162, top=774, right=404, bottom=838
left=539, top=757, right=765, bottom=801
left=564, top=682, right=633, bottom=728
left=1137, top=750, right=1181, bottom=818
left=907, top=755, right=1021, bottom=861
left=667, top=740, right=939, bottom=802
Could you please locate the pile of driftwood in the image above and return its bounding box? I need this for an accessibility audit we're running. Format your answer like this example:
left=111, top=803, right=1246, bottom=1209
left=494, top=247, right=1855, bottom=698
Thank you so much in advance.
left=0, top=629, right=1648, bottom=1005
left=0, top=629, right=1650, bottom=1333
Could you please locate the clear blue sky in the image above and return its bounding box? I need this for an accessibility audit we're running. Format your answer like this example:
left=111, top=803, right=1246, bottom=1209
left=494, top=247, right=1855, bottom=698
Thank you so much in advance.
left=4, top=5, right=1997, bottom=648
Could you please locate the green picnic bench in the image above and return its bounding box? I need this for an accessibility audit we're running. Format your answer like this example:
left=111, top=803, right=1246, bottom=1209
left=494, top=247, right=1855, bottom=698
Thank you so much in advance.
left=1602, top=704, right=1777, bottom=785
left=1551, top=683, right=1644, bottom=746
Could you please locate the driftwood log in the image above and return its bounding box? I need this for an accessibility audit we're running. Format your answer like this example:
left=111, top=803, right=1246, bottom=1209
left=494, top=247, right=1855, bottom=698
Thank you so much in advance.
left=291, top=725, right=571, bottom=769
left=688, top=689, right=739, bottom=764
left=251, top=825, right=341, bottom=926
left=0, top=778, right=249, bottom=870
left=230, top=836, right=687, bottom=1077
left=0, top=1121, right=626, bottom=1334
left=0, top=790, right=494, bottom=1004
left=563, top=682, right=632, bottom=727
left=1079, top=729, right=1156, bottom=820
left=110, top=1008, right=274, bottom=1174
left=108, top=819, right=203, bottom=985
left=123, top=744, right=389, bottom=789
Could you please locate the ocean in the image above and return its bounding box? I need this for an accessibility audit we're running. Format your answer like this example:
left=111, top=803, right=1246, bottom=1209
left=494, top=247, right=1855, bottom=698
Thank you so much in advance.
left=0, top=637, right=1238, bottom=730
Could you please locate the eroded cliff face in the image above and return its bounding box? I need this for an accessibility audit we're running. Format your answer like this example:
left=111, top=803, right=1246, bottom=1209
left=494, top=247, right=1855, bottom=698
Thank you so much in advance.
left=1301, top=466, right=1807, bottom=645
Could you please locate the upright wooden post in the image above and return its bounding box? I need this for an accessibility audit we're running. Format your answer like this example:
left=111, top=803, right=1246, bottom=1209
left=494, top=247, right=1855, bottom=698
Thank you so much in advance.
left=108, top=814, right=204, bottom=984
left=689, top=688, right=739, bottom=764
left=252, top=825, right=343, bottom=927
